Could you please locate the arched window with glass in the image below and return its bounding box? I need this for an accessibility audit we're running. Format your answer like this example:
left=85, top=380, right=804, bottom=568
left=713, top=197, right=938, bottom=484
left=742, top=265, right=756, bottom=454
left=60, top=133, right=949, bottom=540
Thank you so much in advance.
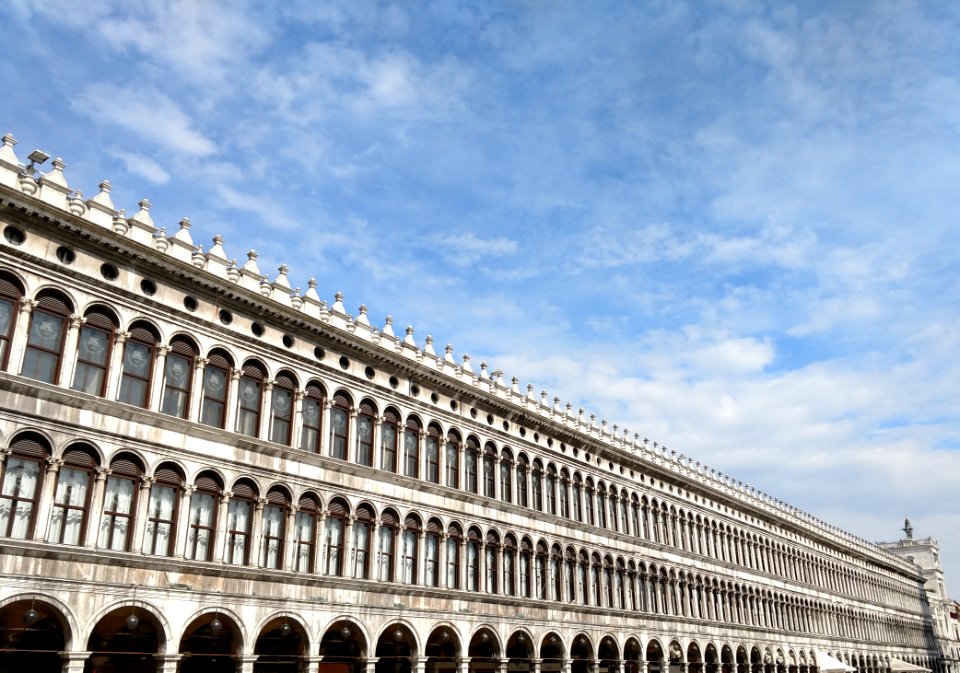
left=584, top=478, right=595, bottom=526
left=353, top=504, right=376, bottom=580
left=225, top=479, right=256, bottom=565
left=578, top=550, right=590, bottom=605
left=595, top=481, right=607, bottom=529
left=378, top=509, right=398, bottom=582
left=424, top=518, right=441, bottom=587
left=98, top=453, right=143, bottom=552
left=200, top=349, right=232, bottom=429
left=631, top=495, right=641, bottom=540
left=572, top=473, right=583, bottom=523
left=616, top=558, right=627, bottom=609
left=531, top=460, right=543, bottom=512
left=185, top=471, right=221, bottom=561
left=356, top=400, right=376, bottom=467
left=380, top=408, right=399, bottom=472
left=608, top=486, right=619, bottom=532
left=0, top=433, right=49, bottom=540
left=516, top=454, right=529, bottom=508
left=482, top=443, right=496, bottom=498
left=143, top=464, right=183, bottom=557
left=21, top=290, right=72, bottom=384
left=270, top=371, right=297, bottom=445
left=519, top=538, right=533, bottom=599
left=466, top=527, right=482, bottom=592
left=535, top=541, right=549, bottom=599
left=0, top=272, right=24, bottom=371
left=485, top=530, right=499, bottom=594
left=425, top=425, right=441, bottom=483
left=499, top=448, right=513, bottom=504
left=619, top=489, right=630, bottom=534
left=545, top=465, right=557, bottom=515
left=235, top=360, right=266, bottom=437
left=464, top=437, right=480, bottom=494
left=117, top=321, right=158, bottom=408
left=591, top=552, right=603, bottom=606
left=262, top=487, right=290, bottom=569
left=403, top=417, right=421, bottom=479
left=160, top=336, right=197, bottom=418
left=446, top=522, right=462, bottom=589
left=47, top=444, right=98, bottom=546
left=71, top=306, right=116, bottom=396
left=300, top=382, right=326, bottom=453
left=329, top=391, right=352, bottom=460
left=503, top=535, right=517, bottom=596
left=294, top=492, right=320, bottom=573
left=402, top=514, right=421, bottom=584
left=324, top=497, right=348, bottom=576
left=558, top=469, right=570, bottom=518
left=603, top=556, right=615, bottom=607
left=551, top=543, right=563, bottom=600
left=445, top=430, right=460, bottom=488
left=565, top=547, right=577, bottom=602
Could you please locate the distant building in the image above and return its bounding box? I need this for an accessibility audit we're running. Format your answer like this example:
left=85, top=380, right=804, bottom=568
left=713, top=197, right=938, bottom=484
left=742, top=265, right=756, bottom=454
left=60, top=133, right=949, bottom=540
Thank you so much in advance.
left=879, top=519, right=960, bottom=673
left=0, top=131, right=951, bottom=673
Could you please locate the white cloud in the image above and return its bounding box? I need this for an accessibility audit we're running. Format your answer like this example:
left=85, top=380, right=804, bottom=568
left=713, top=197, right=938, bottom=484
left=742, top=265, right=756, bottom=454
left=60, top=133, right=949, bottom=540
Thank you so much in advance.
left=72, top=83, right=217, bottom=158
left=107, top=150, right=170, bottom=185
left=440, top=232, right=518, bottom=268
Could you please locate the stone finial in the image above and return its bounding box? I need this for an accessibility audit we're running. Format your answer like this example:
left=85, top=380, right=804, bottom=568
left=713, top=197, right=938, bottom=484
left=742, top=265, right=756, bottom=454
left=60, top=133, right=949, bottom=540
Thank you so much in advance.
left=44, top=157, right=68, bottom=187
left=540, top=390, right=548, bottom=406
left=403, top=326, right=417, bottom=347
left=274, top=264, right=291, bottom=289
left=526, top=383, right=536, bottom=401
left=0, top=133, right=18, bottom=167
left=154, top=227, right=169, bottom=253
left=242, top=250, right=260, bottom=274
left=86, top=180, right=116, bottom=223
left=423, top=335, right=436, bottom=356
left=68, top=191, right=86, bottom=216
left=227, top=259, right=240, bottom=283
left=444, top=344, right=455, bottom=364
left=208, top=234, right=227, bottom=259
left=511, top=376, right=520, bottom=394
left=382, top=315, right=396, bottom=338
left=461, top=353, right=473, bottom=373
left=290, top=288, right=303, bottom=310
left=493, top=370, right=505, bottom=386
left=903, top=516, right=913, bottom=540
left=554, top=396, right=562, bottom=412
left=173, top=217, right=194, bottom=245
left=112, top=210, right=129, bottom=235
left=259, top=274, right=271, bottom=296
left=331, top=291, right=346, bottom=314
left=129, top=198, right=155, bottom=228
left=479, top=362, right=490, bottom=380
left=355, top=305, right=370, bottom=326
left=192, top=245, right=206, bottom=268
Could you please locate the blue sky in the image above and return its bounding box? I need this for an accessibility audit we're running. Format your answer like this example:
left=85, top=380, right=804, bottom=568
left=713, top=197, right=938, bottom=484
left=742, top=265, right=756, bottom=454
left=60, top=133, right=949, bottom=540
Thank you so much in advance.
left=3, top=0, right=959, bottom=588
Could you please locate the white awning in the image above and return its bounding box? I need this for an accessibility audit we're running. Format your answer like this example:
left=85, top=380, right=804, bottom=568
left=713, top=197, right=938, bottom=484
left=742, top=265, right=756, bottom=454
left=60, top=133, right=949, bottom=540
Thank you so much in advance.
left=815, top=651, right=856, bottom=673
left=888, top=658, right=930, bottom=673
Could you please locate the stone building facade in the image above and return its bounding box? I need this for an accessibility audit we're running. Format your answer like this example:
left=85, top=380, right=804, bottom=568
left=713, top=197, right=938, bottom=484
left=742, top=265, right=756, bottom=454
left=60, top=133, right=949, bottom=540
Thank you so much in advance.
left=0, top=132, right=947, bottom=673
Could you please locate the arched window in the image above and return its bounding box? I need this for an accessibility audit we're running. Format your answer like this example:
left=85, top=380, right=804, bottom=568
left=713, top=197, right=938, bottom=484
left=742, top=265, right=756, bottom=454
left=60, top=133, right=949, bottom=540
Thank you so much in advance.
left=519, top=538, right=533, bottom=598
left=531, top=461, right=543, bottom=511
left=294, top=493, right=319, bottom=573
left=0, top=433, right=48, bottom=539
left=585, top=479, right=595, bottom=526
left=425, top=425, right=441, bottom=483
left=329, top=392, right=351, bottom=460
left=516, top=455, right=529, bottom=508
left=503, top=536, right=517, bottom=596
left=535, top=541, right=549, bottom=599
left=200, top=349, right=232, bottom=429
left=466, top=527, right=481, bottom=592
left=424, top=518, right=441, bottom=587
left=619, top=493, right=630, bottom=535
left=609, top=488, right=620, bottom=532
left=545, top=465, right=557, bottom=515
left=185, top=471, right=221, bottom=561
left=21, top=290, right=71, bottom=384
left=485, top=531, right=499, bottom=593
left=356, top=400, right=376, bottom=467
left=236, top=360, right=266, bottom=437
left=500, top=449, right=513, bottom=504
left=225, top=479, right=256, bottom=565
left=160, top=336, right=197, bottom=418
left=572, top=474, right=583, bottom=522
left=595, top=482, right=607, bottom=529
left=631, top=495, right=641, bottom=538
left=445, top=430, right=460, bottom=488
left=378, top=509, right=398, bottom=582
left=71, top=306, right=116, bottom=396
left=446, top=523, right=462, bottom=589
left=552, top=544, right=563, bottom=600
left=118, top=321, right=158, bottom=407
left=0, top=272, right=24, bottom=371
left=482, top=443, right=496, bottom=498
left=143, top=464, right=183, bottom=556
left=403, top=417, right=421, bottom=479
left=578, top=551, right=590, bottom=605
left=324, top=498, right=348, bottom=576
left=381, top=408, right=399, bottom=472
left=98, top=454, right=142, bottom=552
left=300, top=383, right=326, bottom=453
left=270, top=372, right=297, bottom=445
left=353, top=504, right=374, bottom=579
left=464, top=437, right=480, bottom=494
left=262, top=487, right=289, bottom=569
left=558, top=470, right=570, bottom=518
left=591, top=553, right=602, bottom=606
left=565, top=548, right=577, bottom=602
left=47, top=444, right=97, bottom=545
left=402, top=514, right=421, bottom=584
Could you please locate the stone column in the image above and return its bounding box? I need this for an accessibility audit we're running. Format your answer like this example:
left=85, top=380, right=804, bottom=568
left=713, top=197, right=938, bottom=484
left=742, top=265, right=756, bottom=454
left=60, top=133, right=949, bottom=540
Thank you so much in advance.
left=175, top=485, right=194, bottom=558
left=367, top=658, right=380, bottom=673
left=133, top=477, right=154, bottom=554
left=291, top=389, right=305, bottom=450
left=158, top=654, right=181, bottom=673
left=439, top=533, right=449, bottom=589
left=60, top=315, right=84, bottom=389
left=250, top=497, right=266, bottom=567
left=344, top=515, right=356, bottom=577
left=283, top=506, right=298, bottom=572
left=458, top=657, right=470, bottom=673
left=149, top=345, right=170, bottom=413
left=34, top=458, right=63, bottom=541
left=458, top=538, right=467, bottom=591
left=418, top=528, right=428, bottom=586
left=60, top=651, right=90, bottom=673
left=239, top=654, right=257, bottom=673
left=316, top=511, right=328, bottom=575
left=415, top=658, right=428, bottom=673
left=259, top=380, right=274, bottom=440
left=8, top=299, right=35, bottom=374
left=225, top=368, right=241, bottom=434
left=104, top=331, right=128, bottom=400
left=213, top=490, right=231, bottom=563
left=189, top=357, right=207, bottom=422
left=83, top=467, right=110, bottom=548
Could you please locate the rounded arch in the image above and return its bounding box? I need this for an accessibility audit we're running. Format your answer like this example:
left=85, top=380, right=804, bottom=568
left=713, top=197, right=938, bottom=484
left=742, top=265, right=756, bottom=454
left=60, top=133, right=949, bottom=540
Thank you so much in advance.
left=0, top=592, right=75, bottom=659
left=253, top=612, right=310, bottom=672
left=178, top=607, right=245, bottom=673
left=426, top=624, right=462, bottom=673
left=468, top=626, right=501, bottom=673
left=319, top=618, right=369, bottom=673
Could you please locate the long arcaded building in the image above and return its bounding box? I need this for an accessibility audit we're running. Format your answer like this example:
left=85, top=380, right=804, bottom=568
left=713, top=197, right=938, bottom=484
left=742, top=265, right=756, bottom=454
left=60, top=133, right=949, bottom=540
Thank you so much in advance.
left=0, top=133, right=949, bottom=673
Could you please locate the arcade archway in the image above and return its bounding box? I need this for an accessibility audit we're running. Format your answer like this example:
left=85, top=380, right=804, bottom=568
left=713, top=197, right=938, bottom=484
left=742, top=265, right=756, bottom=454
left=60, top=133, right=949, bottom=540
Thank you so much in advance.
left=0, top=597, right=68, bottom=673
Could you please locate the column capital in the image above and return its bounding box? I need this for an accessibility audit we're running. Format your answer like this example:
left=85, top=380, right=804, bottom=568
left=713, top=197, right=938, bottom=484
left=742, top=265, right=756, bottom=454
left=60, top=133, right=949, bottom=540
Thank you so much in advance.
left=19, top=298, right=36, bottom=314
